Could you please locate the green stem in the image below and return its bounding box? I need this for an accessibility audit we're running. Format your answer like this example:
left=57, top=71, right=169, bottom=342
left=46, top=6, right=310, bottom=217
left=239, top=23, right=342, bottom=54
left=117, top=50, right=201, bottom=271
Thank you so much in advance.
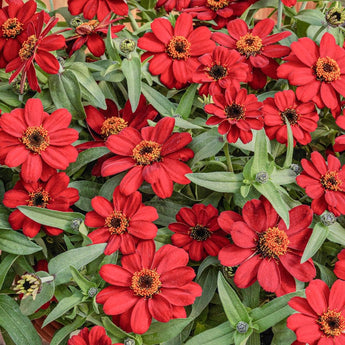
left=277, top=0, right=284, bottom=30
left=117, top=82, right=128, bottom=99
left=223, top=143, right=233, bottom=172
left=49, top=0, right=54, bottom=11
left=128, top=10, right=140, bottom=32
left=299, top=1, right=307, bottom=11
left=313, top=25, right=326, bottom=41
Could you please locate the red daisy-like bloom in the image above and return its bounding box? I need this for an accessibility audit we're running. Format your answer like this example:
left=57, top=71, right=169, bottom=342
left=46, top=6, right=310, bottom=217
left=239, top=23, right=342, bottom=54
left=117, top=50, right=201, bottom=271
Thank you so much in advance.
left=263, top=90, right=319, bottom=146
left=204, top=87, right=263, bottom=144
left=184, top=0, right=259, bottom=30
left=218, top=197, right=316, bottom=296
left=155, top=0, right=190, bottom=12
left=213, top=18, right=291, bottom=89
left=192, top=46, right=249, bottom=96
left=85, top=186, right=158, bottom=255
left=66, top=15, right=124, bottom=57
left=277, top=32, right=345, bottom=110
left=296, top=152, right=345, bottom=216
left=68, top=0, right=128, bottom=20
left=68, top=326, right=123, bottom=345
left=334, top=249, right=345, bottom=280
left=0, top=0, right=37, bottom=68
left=137, top=13, right=216, bottom=89
left=168, top=204, right=229, bottom=261
left=0, top=98, right=79, bottom=183
left=5, top=11, right=66, bottom=93
left=287, top=279, right=345, bottom=345
left=281, top=0, right=296, bottom=6
left=3, top=172, right=79, bottom=238
left=101, top=117, right=194, bottom=199
left=96, top=241, right=202, bottom=334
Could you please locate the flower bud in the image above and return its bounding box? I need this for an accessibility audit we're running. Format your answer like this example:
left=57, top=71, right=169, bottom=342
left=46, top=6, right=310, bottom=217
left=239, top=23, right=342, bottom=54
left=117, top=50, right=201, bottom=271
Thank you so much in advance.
left=255, top=171, right=269, bottom=184
left=88, top=287, right=98, bottom=298
left=13, top=273, right=41, bottom=300
left=70, top=16, right=84, bottom=28
left=325, top=7, right=345, bottom=27
left=236, top=321, right=249, bottom=334
left=120, top=38, right=136, bottom=54
left=124, top=338, right=135, bottom=345
left=71, top=218, right=83, bottom=231
left=290, top=163, right=301, bottom=175
left=320, top=212, right=336, bottom=226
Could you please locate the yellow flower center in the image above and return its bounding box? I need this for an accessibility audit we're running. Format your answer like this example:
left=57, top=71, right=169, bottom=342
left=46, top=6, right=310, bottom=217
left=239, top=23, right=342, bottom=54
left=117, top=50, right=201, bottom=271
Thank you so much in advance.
left=318, top=309, right=345, bottom=337
left=27, top=188, right=50, bottom=208
left=206, top=0, right=229, bottom=11
left=131, top=268, right=161, bottom=298
left=320, top=171, right=343, bottom=191
left=257, top=227, right=289, bottom=259
left=166, top=36, right=191, bottom=60
left=236, top=33, right=263, bottom=58
left=21, top=125, right=50, bottom=154
left=315, top=57, right=341, bottom=82
left=101, top=117, right=128, bottom=138
left=281, top=108, right=300, bottom=125
left=225, top=103, right=245, bottom=120
left=75, top=19, right=99, bottom=35
left=104, top=210, right=129, bottom=235
left=132, top=140, right=162, bottom=165
left=2, top=17, right=23, bottom=38
left=19, top=35, right=37, bottom=60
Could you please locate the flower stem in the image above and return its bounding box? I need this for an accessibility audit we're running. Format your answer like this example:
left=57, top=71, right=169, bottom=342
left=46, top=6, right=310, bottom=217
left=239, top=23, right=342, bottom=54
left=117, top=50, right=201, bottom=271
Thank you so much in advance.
left=299, top=1, right=307, bottom=11
left=277, top=0, right=283, bottom=30
left=313, top=26, right=326, bottom=41
left=49, top=0, right=54, bottom=11
left=223, top=143, right=233, bottom=172
left=128, top=10, right=140, bottom=32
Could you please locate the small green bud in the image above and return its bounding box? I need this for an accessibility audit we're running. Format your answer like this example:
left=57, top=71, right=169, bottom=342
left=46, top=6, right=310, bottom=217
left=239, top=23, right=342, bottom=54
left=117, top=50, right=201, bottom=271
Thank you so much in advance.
left=71, top=218, right=83, bottom=231
left=70, top=16, right=84, bottom=28
left=124, top=338, right=135, bottom=345
left=325, top=7, right=345, bottom=27
left=255, top=171, right=269, bottom=184
left=120, top=38, right=136, bottom=54
left=290, top=163, right=301, bottom=175
left=88, top=287, right=98, bottom=297
left=236, top=321, right=249, bottom=334
left=320, top=212, right=336, bottom=226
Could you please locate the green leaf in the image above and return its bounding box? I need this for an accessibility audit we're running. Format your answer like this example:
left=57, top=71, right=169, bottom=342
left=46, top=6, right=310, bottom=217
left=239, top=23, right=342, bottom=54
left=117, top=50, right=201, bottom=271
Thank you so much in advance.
left=175, top=83, right=198, bottom=119
left=251, top=129, right=269, bottom=176
left=301, top=222, right=329, bottom=263
left=295, top=9, right=324, bottom=25
left=65, top=147, right=110, bottom=176
left=20, top=271, right=55, bottom=315
left=217, top=272, right=250, bottom=327
left=187, top=172, right=243, bottom=193
left=17, top=206, right=85, bottom=233
left=42, top=292, right=83, bottom=327
left=283, top=119, right=293, bottom=169
left=141, top=82, right=176, bottom=116
left=48, top=244, right=106, bottom=285
left=250, top=290, right=304, bottom=333
left=271, top=319, right=297, bottom=345
left=48, top=70, right=85, bottom=119
left=174, top=117, right=202, bottom=129
left=141, top=318, right=193, bottom=345
left=70, top=266, right=97, bottom=294
left=102, top=316, right=133, bottom=340
left=0, top=254, right=18, bottom=289
left=327, top=222, right=345, bottom=246
left=270, top=167, right=296, bottom=186
left=184, top=322, right=234, bottom=345
left=69, top=181, right=101, bottom=212
left=50, top=316, right=86, bottom=345
left=315, top=262, right=337, bottom=288
left=0, top=206, right=11, bottom=229
left=99, top=173, right=126, bottom=200
left=122, top=57, right=142, bottom=112
left=0, top=229, right=42, bottom=255
left=234, top=328, right=253, bottom=345
left=0, top=295, right=42, bottom=345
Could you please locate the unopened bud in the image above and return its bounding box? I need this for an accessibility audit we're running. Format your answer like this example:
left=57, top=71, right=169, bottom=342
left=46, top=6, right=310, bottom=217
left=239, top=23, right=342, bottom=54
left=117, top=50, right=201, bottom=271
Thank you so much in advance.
left=255, top=171, right=269, bottom=184
left=320, top=212, right=336, bottom=226
left=120, top=38, right=136, bottom=54
left=70, top=16, right=84, bottom=28
left=236, top=321, right=249, bottom=334
left=71, top=218, right=83, bottom=231
left=290, top=163, right=301, bottom=175
left=88, top=287, right=98, bottom=297
left=325, top=7, right=345, bottom=27
left=124, top=338, right=135, bottom=345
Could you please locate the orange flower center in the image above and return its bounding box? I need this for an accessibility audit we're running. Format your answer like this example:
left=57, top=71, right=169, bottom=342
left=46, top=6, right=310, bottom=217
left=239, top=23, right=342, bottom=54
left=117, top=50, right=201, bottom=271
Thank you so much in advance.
left=315, top=57, right=341, bottom=82
left=206, top=0, right=229, bottom=11
left=131, top=268, right=161, bottom=298
left=75, top=20, right=99, bottom=35
left=257, top=227, right=289, bottom=259
left=208, top=64, right=228, bottom=81
left=225, top=103, right=245, bottom=120
left=320, top=171, right=343, bottom=191
left=132, top=140, right=162, bottom=165
left=21, top=126, right=50, bottom=154
left=19, top=35, right=37, bottom=61
left=104, top=210, right=129, bottom=235
left=27, top=188, right=50, bottom=208
left=2, top=17, right=23, bottom=38
left=101, top=117, right=128, bottom=138
left=236, top=33, right=263, bottom=57
left=318, top=309, right=345, bottom=337
left=281, top=108, right=300, bottom=125
left=166, top=36, right=191, bottom=60
left=190, top=224, right=211, bottom=241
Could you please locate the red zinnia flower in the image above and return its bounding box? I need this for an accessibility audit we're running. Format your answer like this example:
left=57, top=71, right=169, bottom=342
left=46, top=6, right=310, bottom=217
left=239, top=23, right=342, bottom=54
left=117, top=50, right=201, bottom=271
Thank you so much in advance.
left=85, top=186, right=158, bottom=255
left=66, top=16, right=124, bottom=57
left=334, top=249, right=345, bottom=280
left=168, top=204, right=229, bottom=261
left=296, top=152, right=345, bottom=216
left=192, top=46, right=249, bottom=96
left=96, top=241, right=202, bottom=334
left=0, top=98, right=79, bottom=183
left=281, top=0, right=296, bottom=6
left=204, top=87, right=263, bottom=144
left=3, top=172, right=79, bottom=238
left=263, top=90, right=319, bottom=146
left=68, top=0, right=128, bottom=20
left=212, top=18, right=291, bottom=89
left=68, top=326, right=123, bottom=345
left=277, top=32, right=345, bottom=110
left=101, top=117, right=194, bottom=199
left=287, top=279, right=345, bottom=345
left=218, top=197, right=316, bottom=296
left=155, top=0, right=190, bottom=12
left=137, top=13, right=216, bottom=89
left=0, top=0, right=37, bottom=68
left=5, top=11, right=65, bottom=93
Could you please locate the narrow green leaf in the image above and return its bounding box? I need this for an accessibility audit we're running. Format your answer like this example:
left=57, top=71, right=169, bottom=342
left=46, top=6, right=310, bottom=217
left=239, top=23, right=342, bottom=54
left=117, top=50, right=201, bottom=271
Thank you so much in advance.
left=50, top=316, right=86, bottom=345
left=217, top=272, right=250, bottom=326
left=48, top=244, right=106, bottom=285
left=174, top=117, right=202, bottom=129
left=301, top=222, right=329, bottom=263
left=270, top=167, right=296, bottom=186
left=0, top=229, right=42, bottom=255
left=327, top=222, right=345, bottom=246
left=0, top=254, right=18, bottom=289
left=0, top=206, right=11, bottom=229
left=0, top=295, right=41, bottom=345
left=42, top=292, right=83, bottom=327
left=271, top=319, right=297, bottom=345
left=295, top=9, right=324, bottom=25
left=122, top=57, right=142, bottom=112
left=70, top=266, right=97, bottom=294
left=102, top=316, right=133, bottom=340
left=234, top=328, right=253, bottom=345
left=175, top=83, right=198, bottom=119
left=251, top=129, right=268, bottom=176
left=17, top=206, right=85, bottom=233
left=186, top=172, right=243, bottom=193
left=315, top=262, right=337, bottom=287
left=283, top=119, right=293, bottom=168
left=69, top=181, right=101, bottom=212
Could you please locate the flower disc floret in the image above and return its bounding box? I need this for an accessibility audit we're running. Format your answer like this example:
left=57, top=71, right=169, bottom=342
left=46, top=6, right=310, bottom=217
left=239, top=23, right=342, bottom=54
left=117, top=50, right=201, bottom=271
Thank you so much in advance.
left=318, top=309, right=345, bottom=337
left=101, top=117, right=128, bottom=138
left=281, top=108, right=300, bottom=125
left=315, top=56, right=341, bottom=82
left=75, top=19, right=99, bottom=35
left=225, top=103, right=245, bottom=120
left=320, top=171, right=343, bottom=191
left=190, top=225, right=211, bottom=241
left=236, top=33, right=263, bottom=57
left=132, top=140, right=162, bottom=165
left=206, top=0, right=229, bottom=11
left=105, top=210, right=129, bottom=235
left=19, top=35, right=37, bottom=60
left=166, top=36, right=191, bottom=60
left=21, top=126, right=50, bottom=154
left=131, top=268, right=161, bottom=298
left=2, top=18, right=23, bottom=38
left=257, top=227, right=289, bottom=259
left=27, top=188, right=50, bottom=208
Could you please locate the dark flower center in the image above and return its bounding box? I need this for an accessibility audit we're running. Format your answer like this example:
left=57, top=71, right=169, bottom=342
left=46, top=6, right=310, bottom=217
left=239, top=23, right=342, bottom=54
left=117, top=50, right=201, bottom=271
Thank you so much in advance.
left=131, top=268, right=161, bottom=298
left=27, top=188, right=50, bottom=208
left=21, top=125, right=50, bottom=154
left=281, top=108, right=300, bottom=125
left=166, top=36, right=191, bottom=60
left=101, top=116, right=128, bottom=138
left=2, top=17, right=23, bottom=38
left=190, top=224, right=211, bottom=241
left=314, top=57, right=341, bottom=82
left=75, top=19, right=99, bottom=35
left=132, top=140, right=162, bottom=165
left=320, top=171, right=343, bottom=191
left=209, top=64, right=228, bottom=80
left=105, top=210, right=129, bottom=234
left=225, top=103, right=245, bottom=120
left=318, top=309, right=345, bottom=337
left=206, top=0, right=229, bottom=11
left=256, top=227, right=289, bottom=259
left=19, top=35, right=37, bottom=60
left=236, top=33, right=263, bottom=57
